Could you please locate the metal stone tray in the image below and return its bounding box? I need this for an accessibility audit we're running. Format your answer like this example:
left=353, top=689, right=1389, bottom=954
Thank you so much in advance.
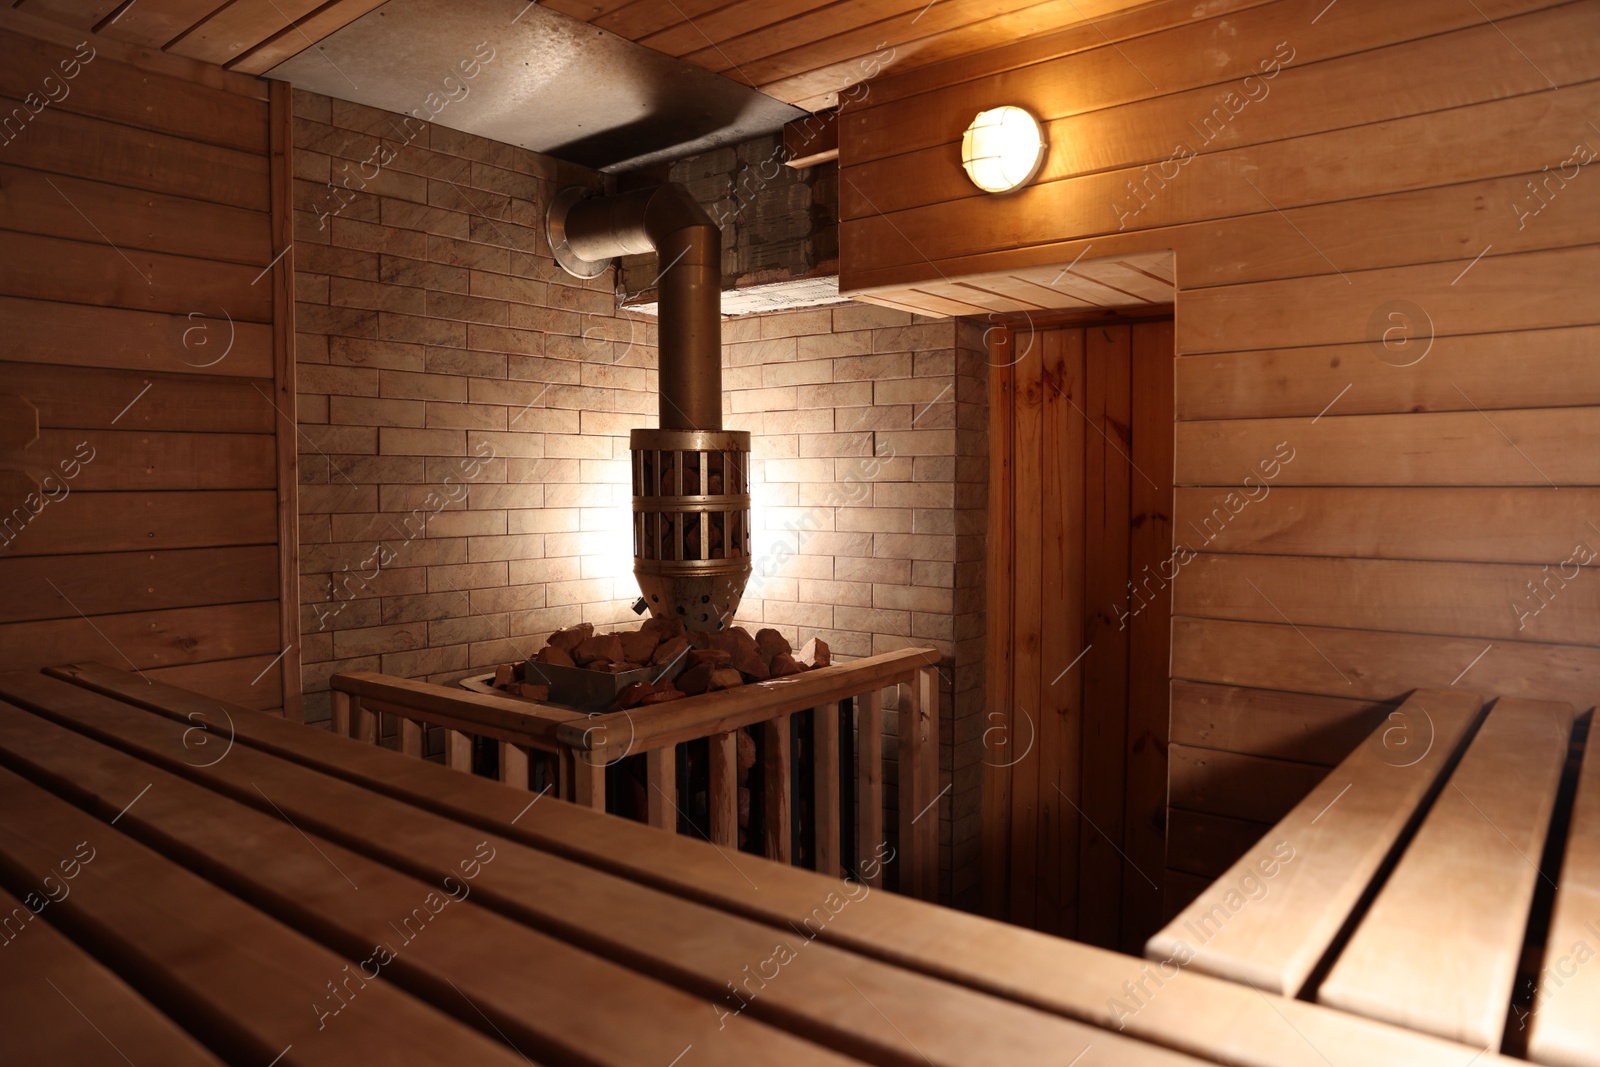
left=518, top=642, right=689, bottom=711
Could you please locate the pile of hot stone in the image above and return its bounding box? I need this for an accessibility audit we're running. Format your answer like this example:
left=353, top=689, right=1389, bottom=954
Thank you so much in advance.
left=492, top=617, right=830, bottom=710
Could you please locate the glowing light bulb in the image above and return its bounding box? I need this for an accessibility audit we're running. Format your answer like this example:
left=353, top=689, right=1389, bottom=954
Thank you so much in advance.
left=961, top=106, right=1047, bottom=194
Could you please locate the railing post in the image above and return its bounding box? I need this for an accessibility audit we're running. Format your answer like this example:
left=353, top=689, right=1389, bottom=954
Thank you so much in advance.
left=762, top=714, right=792, bottom=863
left=646, top=745, right=676, bottom=830
left=352, top=697, right=377, bottom=745
left=913, top=665, right=938, bottom=900
left=857, top=689, right=884, bottom=887
left=445, top=728, right=472, bottom=772
left=499, top=741, right=529, bottom=789
left=899, top=667, right=939, bottom=900
left=814, top=704, right=841, bottom=879
left=331, top=689, right=352, bottom=737
left=400, top=716, right=423, bottom=757
left=709, top=730, right=738, bottom=847
left=572, top=751, right=607, bottom=810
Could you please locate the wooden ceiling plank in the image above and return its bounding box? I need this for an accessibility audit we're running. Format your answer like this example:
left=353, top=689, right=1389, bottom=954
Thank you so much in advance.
left=94, top=0, right=230, bottom=49
left=740, top=0, right=1154, bottom=96
left=0, top=5, right=267, bottom=97
left=12, top=0, right=123, bottom=29
left=945, top=282, right=1046, bottom=314
left=225, top=0, right=388, bottom=75
left=164, top=0, right=324, bottom=65
left=690, top=0, right=1056, bottom=81
left=597, top=0, right=731, bottom=45
left=645, top=0, right=865, bottom=62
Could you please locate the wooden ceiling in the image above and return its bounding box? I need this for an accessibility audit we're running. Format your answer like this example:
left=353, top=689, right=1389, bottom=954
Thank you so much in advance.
left=860, top=251, right=1175, bottom=319
left=9, top=0, right=386, bottom=74
left=540, top=0, right=1161, bottom=111
left=16, top=0, right=1161, bottom=109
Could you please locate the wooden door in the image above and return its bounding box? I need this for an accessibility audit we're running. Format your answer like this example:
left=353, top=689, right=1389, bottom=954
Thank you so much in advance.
left=982, top=318, right=1175, bottom=951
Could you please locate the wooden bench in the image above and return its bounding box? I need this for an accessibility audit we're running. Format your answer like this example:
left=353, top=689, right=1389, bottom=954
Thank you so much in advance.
left=0, top=664, right=1540, bottom=1067
left=1147, top=688, right=1598, bottom=1063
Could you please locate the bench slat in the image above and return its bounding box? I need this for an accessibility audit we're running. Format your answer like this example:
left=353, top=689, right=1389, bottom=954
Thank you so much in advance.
left=1319, top=697, right=1573, bottom=1047
left=0, top=696, right=849, bottom=1067
left=0, top=758, right=529, bottom=1066
left=40, top=663, right=1533, bottom=1067
left=1146, top=688, right=1486, bottom=995
left=7, top=669, right=1207, bottom=1067
left=0, top=882, right=225, bottom=1067
left=1529, top=710, right=1600, bottom=1067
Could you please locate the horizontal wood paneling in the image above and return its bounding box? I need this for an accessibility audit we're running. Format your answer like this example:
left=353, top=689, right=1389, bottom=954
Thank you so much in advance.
left=1175, top=407, right=1599, bottom=486
left=148, top=653, right=284, bottom=710
left=0, top=27, right=269, bottom=152
left=842, top=0, right=1594, bottom=220
left=0, top=362, right=276, bottom=432
left=1, top=6, right=268, bottom=97
left=0, top=99, right=270, bottom=209
left=1168, top=743, right=1327, bottom=824
left=0, top=297, right=273, bottom=378
left=1175, top=554, right=1600, bottom=646
left=852, top=0, right=1600, bottom=887
left=1178, top=246, right=1600, bottom=356
left=844, top=0, right=1569, bottom=163
left=27, top=430, right=277, bottom=491
left=843, top=77, right=1600, bottom=282
left=1175, top=326, right=1600, bottom=420
left=1, top=491, right=277, bottom=556
left=0, top=165, right=272, bottom=266
left=1169, top=681, right=1391, bottom=766
left=0, top=231, right=272, bottom=322
left=1165, top=809, right=1271, bottom=879
left=1172, top=617, right=1600, bottom=709
left=1174, top=487, right=1600, bottom=565
left=0, top=17, right=292, bottom=712
left=0, top=547, right=279, bottom=623
left=0, top=600, right=280, bottom=672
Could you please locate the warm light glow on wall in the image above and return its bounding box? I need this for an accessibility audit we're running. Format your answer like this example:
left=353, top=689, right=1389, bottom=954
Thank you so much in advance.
left=960, top=106, right=1047, bottom=194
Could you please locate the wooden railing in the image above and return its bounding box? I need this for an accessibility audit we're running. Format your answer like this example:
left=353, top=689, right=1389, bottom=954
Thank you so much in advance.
left=328, top=647, right=942, bottom=898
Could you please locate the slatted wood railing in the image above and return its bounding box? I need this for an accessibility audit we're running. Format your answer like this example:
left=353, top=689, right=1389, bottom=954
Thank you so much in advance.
left=329, top=647, right=942, bottom=898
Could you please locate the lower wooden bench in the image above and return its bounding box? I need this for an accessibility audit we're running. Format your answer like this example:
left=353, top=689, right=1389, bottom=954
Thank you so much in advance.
left=1147, top=688, right=1599, bottom=1064
left=1, top=664, right=1547, bottom=1067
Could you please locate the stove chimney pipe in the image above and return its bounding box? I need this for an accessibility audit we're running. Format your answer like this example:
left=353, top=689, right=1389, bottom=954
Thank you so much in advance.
left=545, top=184, right=752, bottom=630
left=547, top=184, right=722, bottom=431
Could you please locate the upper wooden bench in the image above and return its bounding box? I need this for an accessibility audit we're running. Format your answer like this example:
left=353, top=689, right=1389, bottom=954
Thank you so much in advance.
left=1147, top=688, right=1597, bottom=1063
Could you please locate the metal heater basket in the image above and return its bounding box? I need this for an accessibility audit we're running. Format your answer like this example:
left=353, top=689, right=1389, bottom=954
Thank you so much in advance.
left=630, top=427, right=751, bottom=631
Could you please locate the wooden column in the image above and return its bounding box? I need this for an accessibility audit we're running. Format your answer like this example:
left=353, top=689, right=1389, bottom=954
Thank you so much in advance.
left=572, top=752, right=606, bottom=810
left=762, top=715, right=791, bottom=863
left=445, top=729, right=472, bottom=772
left=856, top=690, right=884, bottom=887
left=813, top=704, right=841, bottom=879
left=499, top=741, right=529, bottom=790
left=982, top=341, right=1014, bottom=918
left=400, top=717, right=423, bottom=758
left=708, top=730, right=739, bottom=848
left=330, top=690, right=352, bottom=737
left=646, top=746, right=676, bottom=831
left=266, top=78, right=302, bottom=722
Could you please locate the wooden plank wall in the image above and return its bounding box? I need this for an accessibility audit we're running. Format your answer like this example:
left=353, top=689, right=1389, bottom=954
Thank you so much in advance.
left=0, top=11, right=298, bottom=716
left=983, top=319, right=1174, bottom=949
left=841, top=0, right=1600, bottom=908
